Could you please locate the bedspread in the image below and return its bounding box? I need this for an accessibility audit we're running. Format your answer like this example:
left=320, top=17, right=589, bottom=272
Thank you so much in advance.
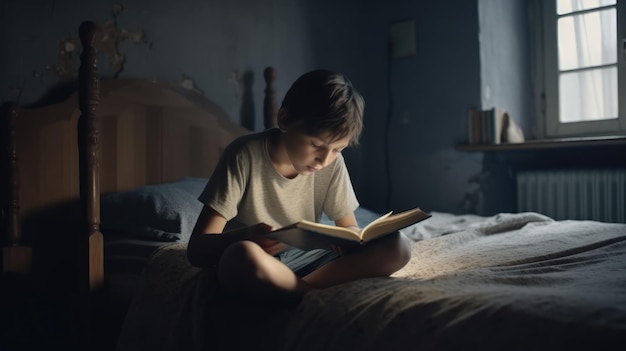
left=116, top=212, right=626, bottom=351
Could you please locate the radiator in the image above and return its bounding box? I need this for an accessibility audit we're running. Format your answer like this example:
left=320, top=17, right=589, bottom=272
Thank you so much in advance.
left=517, top=169, right=626, bottom=223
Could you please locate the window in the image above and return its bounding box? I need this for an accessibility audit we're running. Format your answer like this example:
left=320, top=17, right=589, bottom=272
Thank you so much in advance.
left=541, top=0, right=626, bottom=137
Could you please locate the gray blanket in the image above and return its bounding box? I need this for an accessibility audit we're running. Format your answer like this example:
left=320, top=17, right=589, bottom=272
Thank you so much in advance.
left=117, top=212, right=626, bottom=351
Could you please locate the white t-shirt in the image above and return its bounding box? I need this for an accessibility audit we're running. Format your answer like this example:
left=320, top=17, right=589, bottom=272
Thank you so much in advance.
left=198, top=128, right=359, bottom=230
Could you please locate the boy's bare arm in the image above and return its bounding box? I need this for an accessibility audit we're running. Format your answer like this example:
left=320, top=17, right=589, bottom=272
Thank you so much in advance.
left=334, top=213, right=359, bottom=229
left=187, top=206, right=275, bottom=267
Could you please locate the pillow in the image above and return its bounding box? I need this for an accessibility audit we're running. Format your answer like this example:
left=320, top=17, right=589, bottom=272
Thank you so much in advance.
left=100, top=177, right=208, bottom=242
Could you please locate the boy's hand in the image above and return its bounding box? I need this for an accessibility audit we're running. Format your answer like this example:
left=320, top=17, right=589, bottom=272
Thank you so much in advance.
left=246, top=223, right=286, bottom=256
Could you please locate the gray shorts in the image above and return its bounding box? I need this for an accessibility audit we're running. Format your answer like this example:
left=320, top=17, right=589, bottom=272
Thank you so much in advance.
left=276, top=248, right=338, bottom=277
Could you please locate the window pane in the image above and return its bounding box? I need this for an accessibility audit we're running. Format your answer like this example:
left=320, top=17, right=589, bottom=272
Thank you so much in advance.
left=558, top=8, right=616, bottom=70
left=559, top=66, right=618, bottom=122
left=557, top=0, right=616, bottom=15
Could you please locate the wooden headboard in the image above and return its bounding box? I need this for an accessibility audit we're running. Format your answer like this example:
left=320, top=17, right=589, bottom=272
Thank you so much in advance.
left=2, top=21, right=278, bottom=277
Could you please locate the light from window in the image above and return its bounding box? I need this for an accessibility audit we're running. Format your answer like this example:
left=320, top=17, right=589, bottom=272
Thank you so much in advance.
left=555, top=0, right=618, bottom=123
left=557, top=0, right=616, bottom=15
left=559, top=67, right=618, bottom=121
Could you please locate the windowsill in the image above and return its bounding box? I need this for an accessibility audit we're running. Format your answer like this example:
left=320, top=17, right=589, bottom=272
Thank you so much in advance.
left=456, top=135, right=626, bottom=152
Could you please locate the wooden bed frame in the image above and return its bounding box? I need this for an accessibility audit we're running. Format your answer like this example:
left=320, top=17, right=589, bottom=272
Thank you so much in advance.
left=1, top=20, right=278, bottom=348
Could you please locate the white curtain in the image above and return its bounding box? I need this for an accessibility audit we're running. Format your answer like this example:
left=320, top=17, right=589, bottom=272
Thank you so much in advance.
left=558, top=0, right=618, bottom=122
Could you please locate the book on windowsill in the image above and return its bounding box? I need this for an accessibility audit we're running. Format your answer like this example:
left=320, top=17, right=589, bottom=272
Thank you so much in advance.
left=265, top=208, right=431, bottom=251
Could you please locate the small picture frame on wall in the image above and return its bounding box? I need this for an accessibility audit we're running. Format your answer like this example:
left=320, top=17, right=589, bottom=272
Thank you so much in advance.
left=389, top=19, right=417, bottom=58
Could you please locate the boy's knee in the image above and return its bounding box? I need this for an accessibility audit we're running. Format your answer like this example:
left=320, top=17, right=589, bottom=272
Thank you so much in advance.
left=221, top=241, right=258, bottom=265
left=378, top=232, right=412, bottom=273
left=218, top=241, right=264, bottom=284
left=396, top=232, right=413, bottom=268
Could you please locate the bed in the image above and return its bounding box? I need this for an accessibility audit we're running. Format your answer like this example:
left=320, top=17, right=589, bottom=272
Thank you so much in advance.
left=116, top=211, right=626, bottom=351
left=3, top=20, right=626, bottom=351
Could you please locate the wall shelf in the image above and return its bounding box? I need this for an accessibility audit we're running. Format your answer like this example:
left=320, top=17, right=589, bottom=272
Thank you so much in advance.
left=456, top=135, right=626, bottom=152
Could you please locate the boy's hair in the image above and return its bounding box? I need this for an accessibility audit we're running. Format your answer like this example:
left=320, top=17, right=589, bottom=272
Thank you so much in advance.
left=279, top=69, right=364, bottom=146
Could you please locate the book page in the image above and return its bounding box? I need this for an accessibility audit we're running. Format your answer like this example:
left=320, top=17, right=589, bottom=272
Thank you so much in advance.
left=295, top=220, right=362, bottom=241
left=361, top=208, right=430, bottom=242
left=361, top=211, right=393, bottom=234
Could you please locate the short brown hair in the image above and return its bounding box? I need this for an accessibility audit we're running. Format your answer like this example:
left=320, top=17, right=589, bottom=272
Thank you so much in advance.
left=279, top=70, right=364, bottom=146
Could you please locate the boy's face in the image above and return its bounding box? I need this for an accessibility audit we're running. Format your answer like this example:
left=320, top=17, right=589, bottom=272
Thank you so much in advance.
left=283, top=130, right=350, bottom=175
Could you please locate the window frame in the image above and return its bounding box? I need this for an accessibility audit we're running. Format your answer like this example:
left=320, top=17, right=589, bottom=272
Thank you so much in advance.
left=538, top=0, right=626, bottom=138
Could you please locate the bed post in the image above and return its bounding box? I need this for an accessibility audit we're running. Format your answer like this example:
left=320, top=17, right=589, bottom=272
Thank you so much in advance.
left=264, top=66, right=277, bottom=129
left=77, top=20, right=104, bottom=292
left=1, top=102, right=31, bottom=273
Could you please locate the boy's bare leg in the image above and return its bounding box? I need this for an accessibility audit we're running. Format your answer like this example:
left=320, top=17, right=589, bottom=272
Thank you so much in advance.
left=218, top=240, right=314, bottom=302
left=217, top=233, right=411, bottom=302
left=302, top=232, right=412, bottom=288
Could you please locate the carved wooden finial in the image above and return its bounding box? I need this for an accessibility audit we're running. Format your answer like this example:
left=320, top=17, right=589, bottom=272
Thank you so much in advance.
left=78, top=21, right=100, bottom=115
left=79, top=21, right=98, bottom=48
left=263, top=66, right=278, bottom=129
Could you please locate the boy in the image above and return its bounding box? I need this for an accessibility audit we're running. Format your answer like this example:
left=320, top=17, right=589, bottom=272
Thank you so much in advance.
left=187, top=69, right=411, bottom=303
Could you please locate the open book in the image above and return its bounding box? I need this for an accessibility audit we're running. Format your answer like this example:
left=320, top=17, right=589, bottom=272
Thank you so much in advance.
left=266, top=208, right=431, bottom=251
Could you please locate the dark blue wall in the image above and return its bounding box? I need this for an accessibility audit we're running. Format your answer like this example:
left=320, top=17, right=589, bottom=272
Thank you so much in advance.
left=0, top=0, right=534, bottom=216
left=357, top=0, right=484, bottom=214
